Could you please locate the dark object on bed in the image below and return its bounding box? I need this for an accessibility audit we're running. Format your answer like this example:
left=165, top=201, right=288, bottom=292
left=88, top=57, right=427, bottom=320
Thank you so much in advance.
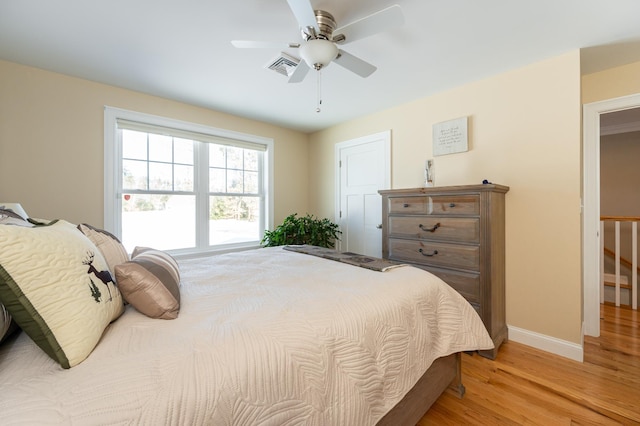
left=283, top=244, right=406, bottom=271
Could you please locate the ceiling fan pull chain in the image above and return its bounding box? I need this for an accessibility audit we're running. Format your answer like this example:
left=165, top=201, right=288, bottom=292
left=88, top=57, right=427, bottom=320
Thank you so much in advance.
left=316, top=70, right=322, bottom=113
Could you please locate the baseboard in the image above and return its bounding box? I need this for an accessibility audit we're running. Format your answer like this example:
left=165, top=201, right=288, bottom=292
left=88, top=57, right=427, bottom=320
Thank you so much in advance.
left=507, top=325, right=583, bottom=362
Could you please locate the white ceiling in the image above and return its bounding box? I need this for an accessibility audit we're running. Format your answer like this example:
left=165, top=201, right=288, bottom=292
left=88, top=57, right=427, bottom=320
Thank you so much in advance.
left=1, top=0, right=640, bottom=133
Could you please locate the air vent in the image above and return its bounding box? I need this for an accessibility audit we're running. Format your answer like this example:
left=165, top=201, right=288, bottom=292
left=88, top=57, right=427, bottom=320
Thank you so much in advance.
left=265, top=52, right=300, bottom=77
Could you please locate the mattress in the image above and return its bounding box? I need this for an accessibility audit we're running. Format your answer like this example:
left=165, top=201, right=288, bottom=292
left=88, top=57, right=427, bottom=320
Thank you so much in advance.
left=0, top=246, right=493, bottom=425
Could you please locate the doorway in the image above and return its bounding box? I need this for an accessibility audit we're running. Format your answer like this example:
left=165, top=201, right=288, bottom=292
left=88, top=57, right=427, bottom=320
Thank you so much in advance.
left=582, top=93, right=640, bottom=337
left=334, top=131, right=391, bottom=257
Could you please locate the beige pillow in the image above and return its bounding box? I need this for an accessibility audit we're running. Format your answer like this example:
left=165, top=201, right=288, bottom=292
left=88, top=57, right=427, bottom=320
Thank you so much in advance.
left=115, top=247, right=181, bottom=320
left=77, top=223, right=130, bottom=278
left=0, top=220, right=124, bottom=368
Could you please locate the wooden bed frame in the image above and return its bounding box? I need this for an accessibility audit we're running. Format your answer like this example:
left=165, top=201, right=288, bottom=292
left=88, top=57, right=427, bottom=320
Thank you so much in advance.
left=377, top=352, right=464, bottom=425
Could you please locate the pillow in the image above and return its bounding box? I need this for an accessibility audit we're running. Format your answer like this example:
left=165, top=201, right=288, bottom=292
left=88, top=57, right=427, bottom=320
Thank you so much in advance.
left=0, top=302, right=19, bottom=345
left=77, top=223, right=130, bottom=278
left=0, top=208, right=26, bottom=221
left=0, top=208, right=33, bottom=227
left=115, top=247, right=181, bottom=319
left=0, top=220, right=124, bottom=368
left=0, top=212, right=31, bottom=344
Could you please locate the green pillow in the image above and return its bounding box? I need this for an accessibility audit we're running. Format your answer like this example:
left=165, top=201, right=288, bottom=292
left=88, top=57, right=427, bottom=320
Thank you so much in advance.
left=0, top=220, right=124, bottom=368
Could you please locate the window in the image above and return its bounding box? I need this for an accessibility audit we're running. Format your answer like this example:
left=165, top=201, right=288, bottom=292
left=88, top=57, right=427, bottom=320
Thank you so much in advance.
left=104, top=107, right=273, bottom=256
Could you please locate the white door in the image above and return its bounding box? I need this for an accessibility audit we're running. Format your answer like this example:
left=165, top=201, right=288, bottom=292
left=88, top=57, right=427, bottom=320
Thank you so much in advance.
left=335, top=131, right=391, bottom=257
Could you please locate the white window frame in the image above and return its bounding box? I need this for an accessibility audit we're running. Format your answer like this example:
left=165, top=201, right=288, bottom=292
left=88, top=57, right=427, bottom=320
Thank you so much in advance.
left=104, top=106, right=274, bottom=256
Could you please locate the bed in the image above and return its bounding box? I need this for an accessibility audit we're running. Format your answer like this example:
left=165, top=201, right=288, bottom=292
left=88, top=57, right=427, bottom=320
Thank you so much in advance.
left=0, top=217, right=493, bottom=425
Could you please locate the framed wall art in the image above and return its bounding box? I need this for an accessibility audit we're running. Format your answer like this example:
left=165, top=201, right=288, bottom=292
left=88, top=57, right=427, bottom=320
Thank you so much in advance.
left=432, top=116, right=468, bottom=156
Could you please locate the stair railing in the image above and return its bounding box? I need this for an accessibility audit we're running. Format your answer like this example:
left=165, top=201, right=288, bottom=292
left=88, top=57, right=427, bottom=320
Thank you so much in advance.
left=600, top=216, right=639, bottom=310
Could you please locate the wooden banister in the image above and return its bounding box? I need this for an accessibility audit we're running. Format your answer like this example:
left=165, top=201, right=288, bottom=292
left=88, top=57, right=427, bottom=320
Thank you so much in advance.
left=603, top=247, right=640, bottom=275
left=601, top=216, right=640, bottom=274
left=601, top=215, right=640, bottom=222
left=600, top=216, right=639, bottom=310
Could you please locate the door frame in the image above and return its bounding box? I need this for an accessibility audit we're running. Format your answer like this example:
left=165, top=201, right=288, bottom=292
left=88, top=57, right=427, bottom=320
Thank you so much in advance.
left=583, top=93, right=640, bottom=337
left=334, top=130, right=391, bottom=251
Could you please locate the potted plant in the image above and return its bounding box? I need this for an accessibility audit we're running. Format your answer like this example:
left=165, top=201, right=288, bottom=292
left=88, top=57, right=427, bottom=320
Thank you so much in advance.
left=261, top=213, right=341, bottom=248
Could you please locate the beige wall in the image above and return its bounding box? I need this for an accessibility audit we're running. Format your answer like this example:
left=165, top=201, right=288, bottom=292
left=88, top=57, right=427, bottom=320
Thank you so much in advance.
left=582, top=60, right=640, bottom=104
left=0, top=60, right=309, bottom=227
left=309, top=51, right=583, bottom=343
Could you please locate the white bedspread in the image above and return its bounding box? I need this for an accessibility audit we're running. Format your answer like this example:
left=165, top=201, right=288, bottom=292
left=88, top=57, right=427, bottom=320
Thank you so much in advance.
left=0, top=246, right=493, bottom=425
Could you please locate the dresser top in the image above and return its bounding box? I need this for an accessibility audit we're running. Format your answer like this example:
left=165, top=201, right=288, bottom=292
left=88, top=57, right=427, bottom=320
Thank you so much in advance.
left=379, top=183, right=509, bottom=196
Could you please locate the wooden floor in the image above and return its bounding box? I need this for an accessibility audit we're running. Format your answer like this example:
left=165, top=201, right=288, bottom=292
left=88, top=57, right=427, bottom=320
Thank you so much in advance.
left=419, top=304, right=640, bottom=425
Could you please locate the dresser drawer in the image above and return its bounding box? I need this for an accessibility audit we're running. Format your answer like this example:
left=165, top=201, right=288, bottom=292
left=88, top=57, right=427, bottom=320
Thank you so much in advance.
left=417, top=265, right=481, bottom=304
left=389, top=216, right=479, bottom=243
left=389, top=238, right=480, bottom=271
left=388, top=195, right=479, bottom=215
left=389, top=197, right=430, bottom=214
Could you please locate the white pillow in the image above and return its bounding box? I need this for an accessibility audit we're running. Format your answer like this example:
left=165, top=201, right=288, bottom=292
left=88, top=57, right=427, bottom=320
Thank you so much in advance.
left=0, top=220, right=124, bottom=368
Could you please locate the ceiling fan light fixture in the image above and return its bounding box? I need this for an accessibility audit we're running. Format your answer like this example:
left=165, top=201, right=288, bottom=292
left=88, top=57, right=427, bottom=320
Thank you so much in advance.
left=300, top=39, right=338, bottom=70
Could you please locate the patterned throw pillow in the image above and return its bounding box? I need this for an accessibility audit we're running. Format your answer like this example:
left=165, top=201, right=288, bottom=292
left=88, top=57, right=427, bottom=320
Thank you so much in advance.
left=77, top=223, right=130, bottom=278
left=0, top=210, right=33, bottom=345
left=0, top=208, right=33, bottom=227
left=0, top=303, right=18, bottom=344
left=0, top=220, right=124, bottom=368
left=115, top=247, right=181, bottom=319
left=0, top=207, right=26, bottom=219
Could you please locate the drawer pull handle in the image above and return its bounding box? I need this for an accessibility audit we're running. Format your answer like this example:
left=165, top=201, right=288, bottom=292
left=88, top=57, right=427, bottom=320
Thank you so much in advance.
left=403, top=203, right=410, bottom=208
left=419, top=223, right=440, bottom=232
left=449, top=203, right=456, bottom=208
left=418, top=248, right=439, bottom=257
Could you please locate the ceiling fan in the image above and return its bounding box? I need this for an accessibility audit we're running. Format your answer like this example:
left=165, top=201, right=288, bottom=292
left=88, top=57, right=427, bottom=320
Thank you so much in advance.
left=231, top=0, right=404, bottom=84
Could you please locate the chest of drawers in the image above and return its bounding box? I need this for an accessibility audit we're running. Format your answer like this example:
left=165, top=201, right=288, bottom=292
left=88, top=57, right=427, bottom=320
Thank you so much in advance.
left=379, top=184, right=509, bottom=359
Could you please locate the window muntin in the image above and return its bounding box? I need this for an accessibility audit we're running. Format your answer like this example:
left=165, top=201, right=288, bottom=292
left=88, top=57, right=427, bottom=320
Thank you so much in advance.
left=206, top=144, right=262, bottom=247
left=209, top=145, right=259, bottom=195
left=121, top=129, right=197, bottom=251
left=104, top=107, right=273, bottom=256
left=122, top=130, right=196, bottom=194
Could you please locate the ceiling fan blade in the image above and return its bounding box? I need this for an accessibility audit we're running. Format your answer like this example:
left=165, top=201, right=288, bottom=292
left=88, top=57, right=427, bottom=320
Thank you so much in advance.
left=334, top=4, right=404, bottom=44
left=231, top=40, right=300, bottom=49
left=286, top=0, right=319, bottom=33
left=333, top=50, right=376, bottom=78
left=288, top=61, right=309, bottom=83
